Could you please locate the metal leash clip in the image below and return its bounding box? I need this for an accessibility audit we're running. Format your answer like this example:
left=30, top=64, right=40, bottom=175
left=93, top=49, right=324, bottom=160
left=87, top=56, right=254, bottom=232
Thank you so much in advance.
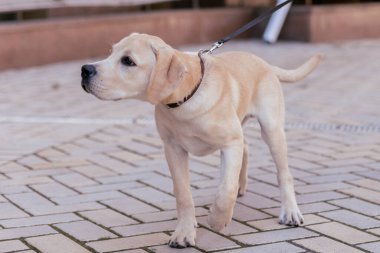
left=199, top=41, right=224, bottom=56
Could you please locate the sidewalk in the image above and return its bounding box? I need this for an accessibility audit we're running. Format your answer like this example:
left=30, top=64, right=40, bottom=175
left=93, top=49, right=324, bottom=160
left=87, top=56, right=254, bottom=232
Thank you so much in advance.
left=0, top=39, right=379, bottom=253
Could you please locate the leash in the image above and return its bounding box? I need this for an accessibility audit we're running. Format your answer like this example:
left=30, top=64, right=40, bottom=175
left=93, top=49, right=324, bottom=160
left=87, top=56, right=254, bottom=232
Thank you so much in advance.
left=166, top=0, right=292, bottom=109
left=201, top=0, right=293, bottom=55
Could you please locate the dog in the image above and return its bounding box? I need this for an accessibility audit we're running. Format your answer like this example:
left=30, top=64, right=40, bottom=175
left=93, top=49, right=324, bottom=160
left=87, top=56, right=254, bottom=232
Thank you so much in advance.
left=81, top=33, right=321, bottom=248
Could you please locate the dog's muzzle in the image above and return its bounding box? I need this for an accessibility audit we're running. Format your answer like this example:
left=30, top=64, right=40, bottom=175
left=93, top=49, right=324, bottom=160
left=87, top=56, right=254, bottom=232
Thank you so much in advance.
left=81, top=64, right=97, bottom=93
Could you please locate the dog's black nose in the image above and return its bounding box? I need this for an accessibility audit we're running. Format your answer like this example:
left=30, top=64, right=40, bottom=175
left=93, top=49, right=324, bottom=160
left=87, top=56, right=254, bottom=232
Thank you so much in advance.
left=81, top=64, right=97, bottom=79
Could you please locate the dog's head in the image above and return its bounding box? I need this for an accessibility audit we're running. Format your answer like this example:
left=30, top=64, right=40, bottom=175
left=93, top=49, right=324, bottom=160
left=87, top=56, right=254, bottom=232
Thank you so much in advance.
left=81, top=33, right=187, bottom=104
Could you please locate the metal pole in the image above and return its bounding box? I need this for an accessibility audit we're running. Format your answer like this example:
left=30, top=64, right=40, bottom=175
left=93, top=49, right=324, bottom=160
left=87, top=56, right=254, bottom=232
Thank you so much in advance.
left=262, top=0, right=292, bottom=43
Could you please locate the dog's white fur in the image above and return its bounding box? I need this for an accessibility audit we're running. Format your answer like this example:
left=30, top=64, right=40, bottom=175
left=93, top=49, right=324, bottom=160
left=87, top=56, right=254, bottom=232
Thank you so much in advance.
left=83, top=33, right=321, bottom=248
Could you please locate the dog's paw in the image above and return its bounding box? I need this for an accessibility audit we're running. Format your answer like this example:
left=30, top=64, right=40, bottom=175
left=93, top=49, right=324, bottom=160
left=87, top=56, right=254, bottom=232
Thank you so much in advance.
left=279, top=204, right=304, bottom=226
left=207, top=203, right=233, bottom=232
left=238, top=184, right=247, bottom=197
left=168, top=219, right=197, bottom=248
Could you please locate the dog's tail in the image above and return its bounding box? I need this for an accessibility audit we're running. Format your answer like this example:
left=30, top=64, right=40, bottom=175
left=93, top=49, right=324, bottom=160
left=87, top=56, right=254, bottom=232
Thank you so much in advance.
left=272, top=54, right=322, bottom=83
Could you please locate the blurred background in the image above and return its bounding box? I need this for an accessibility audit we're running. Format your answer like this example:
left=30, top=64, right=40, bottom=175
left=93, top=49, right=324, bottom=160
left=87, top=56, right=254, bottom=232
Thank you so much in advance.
left=0, top=0, right=379, bottom=70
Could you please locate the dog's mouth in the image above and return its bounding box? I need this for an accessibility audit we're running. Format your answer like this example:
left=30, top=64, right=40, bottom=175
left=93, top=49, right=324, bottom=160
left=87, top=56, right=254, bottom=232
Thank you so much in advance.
left=81, top=80, right=90, bottom=93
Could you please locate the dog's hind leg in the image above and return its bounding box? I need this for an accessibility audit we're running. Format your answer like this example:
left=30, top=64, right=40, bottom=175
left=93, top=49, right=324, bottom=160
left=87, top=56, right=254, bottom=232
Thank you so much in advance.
left=238, top=140, right=248, bottom=197
left=256, top=77, right=303, bottom=226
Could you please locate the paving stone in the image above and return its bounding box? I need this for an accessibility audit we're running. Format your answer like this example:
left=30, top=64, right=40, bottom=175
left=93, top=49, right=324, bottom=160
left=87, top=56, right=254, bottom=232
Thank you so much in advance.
left=318, top=158, right=375, bottom=168
left=5, top=192, right=55, bottom=211
left=73, top=165, right=116, bottom=179
left=294, top=236, right=365, bottom=253
left=112, top=220, right=177, bottom=237
left=108, top=151, right=148, bottom=163
left=329, top=198, right=380, bottom=216
left=87, top=154, right=136, bottom=174
left=0, top=213, right=81, bottom=228
left=302, top=172, right=360, bottom=184
left=217, top=242, right=305, bottom=253
left=37, top=148, right=67, bottom=158
left=314, top=166, right=368, bottom=175
left=0, top=177, right=53, bottom=186
left=79, top=209, right=138, bottom=228
left=319, top=209, right=380, bottom=229
left=355, top=171, right=380, bottom=181
left=98, top=172, right=158, bottom=184
left=0, top=225, right=57, bottom=240
left=307, top=222, right=379, bottom=244
left=0, top=240, right=29, bottom=253
left=26, top=234, right=91, bottom=253
left=368, top=228, right=380, bottom=236
left=28, top=202, right=104, bottom=215
left=263, top=202, right=339, bottom=216
left=86, top=233, right=170, bottom=252
left=0, top=195, right=7, bottom=202
left=246, top=181, right=280, bottom=198
left=294, top=191, right=348, bottom=204
left=232, top=227, right=317, bottom=245
left=254, top=173, right=305, bottom=186
left=0, top=163, right=28, bottom=173
left=133, top=207, right=208, bottom=223
left=195, top=228, right=239, bottom=251
left=52, top=191, right=125, bottom=205
left=76, top=181, right=143, bottom=194
left=124, top=187, right=175, bottom=203
left=120, top=140, right=161, bottom=155
left=55, top=220, right=117, bottom=242
left=191, top=188, right=217, bottom=198
left=30, top=182, right=78, bottom=198
left=295, top=182, right=352, bottom=194
left=30, top=160, right=91, bottom=170
left=349, top=178, right=380, bottom=192
left=237, top=192, right=280, bottom=209
left=339, top=187, right=380, bottom=204
left=290, top=150, right=331, bottom=163
left=140, top=175, right=175, bottom=194
left=102, top=197, right=159, bottom=215
left=5, top=168, right=70, bottom=179
left=0, top=185, right=30, bottom=195
left=17, top=155, right=48, bottom=168
left=288, top=157, right=323, bottom=170
left=53, top=172, right=98, bottom=187
left=191, top=178, right=220, bottom=189
left=358, top=241, right=380, bottom=253
left=366, top=163, right=380, bottom=170
left=0, top=203, right=29, bottom=219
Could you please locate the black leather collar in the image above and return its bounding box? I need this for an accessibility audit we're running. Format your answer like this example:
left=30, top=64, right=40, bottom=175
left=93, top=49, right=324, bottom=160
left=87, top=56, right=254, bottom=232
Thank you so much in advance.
left=166, top=53, right=205, bottom=109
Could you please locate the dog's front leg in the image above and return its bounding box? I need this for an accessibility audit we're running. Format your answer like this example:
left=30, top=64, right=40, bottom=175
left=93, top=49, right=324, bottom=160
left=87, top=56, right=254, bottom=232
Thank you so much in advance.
left=164, top=142, right=197, bottom=248
left=208, top=139, right=244, bottom=231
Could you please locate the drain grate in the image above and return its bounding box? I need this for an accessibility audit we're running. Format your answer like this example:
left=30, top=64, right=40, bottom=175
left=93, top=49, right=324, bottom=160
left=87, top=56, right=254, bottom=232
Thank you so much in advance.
left=285, top=122, right=380, bottom=133
left=1, top=116, right=379, bottom=133
left=245, top=122, right=380, bottom=133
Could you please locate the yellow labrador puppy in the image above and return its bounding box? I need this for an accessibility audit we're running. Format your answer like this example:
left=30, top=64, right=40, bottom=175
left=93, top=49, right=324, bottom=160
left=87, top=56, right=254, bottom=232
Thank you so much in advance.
left=81, top=33, right=321, bottom=248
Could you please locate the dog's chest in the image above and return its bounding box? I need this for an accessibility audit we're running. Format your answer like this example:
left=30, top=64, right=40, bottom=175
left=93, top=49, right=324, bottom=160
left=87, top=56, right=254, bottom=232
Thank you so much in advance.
left=165, top=118, right=229, bottom=156
left=175, top=133, right=218, bottom=156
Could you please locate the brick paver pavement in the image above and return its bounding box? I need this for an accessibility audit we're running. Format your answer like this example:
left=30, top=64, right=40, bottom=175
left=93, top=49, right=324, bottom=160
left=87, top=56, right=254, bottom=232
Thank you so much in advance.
left=0, top=39, right=379, bottom=252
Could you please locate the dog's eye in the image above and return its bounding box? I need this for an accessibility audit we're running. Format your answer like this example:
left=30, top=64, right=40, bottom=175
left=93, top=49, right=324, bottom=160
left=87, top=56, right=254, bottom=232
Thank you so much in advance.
left=121, top=56, right=136, bottom=67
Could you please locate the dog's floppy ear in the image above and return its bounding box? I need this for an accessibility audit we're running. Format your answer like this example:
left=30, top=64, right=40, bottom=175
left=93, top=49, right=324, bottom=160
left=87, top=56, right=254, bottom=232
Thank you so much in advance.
left=147, top=44, right=186, bottom=105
